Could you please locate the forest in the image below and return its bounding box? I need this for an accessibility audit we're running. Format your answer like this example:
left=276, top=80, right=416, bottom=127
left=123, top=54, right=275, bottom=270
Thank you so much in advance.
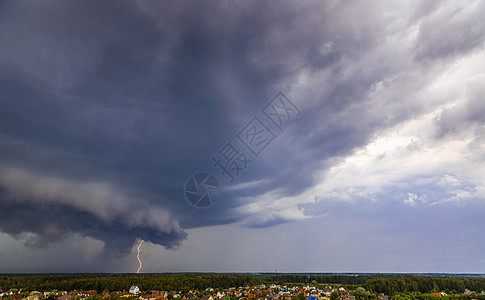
left=1, top=274, right=485, bottom=296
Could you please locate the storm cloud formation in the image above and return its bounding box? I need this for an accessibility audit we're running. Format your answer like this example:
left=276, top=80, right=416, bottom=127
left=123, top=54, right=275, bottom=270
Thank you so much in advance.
left=1, top=0, right=484, bottom=272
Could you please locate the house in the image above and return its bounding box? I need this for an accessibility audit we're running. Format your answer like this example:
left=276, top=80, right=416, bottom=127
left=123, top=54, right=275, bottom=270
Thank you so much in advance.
left=184, top=294, right=198, bottom=300
left=57, top=295, right=72, bottom=300
left=130, top=286, right=141, bottom=295
left=10, top=289, right=19, bottom=295
left=377, top=295, right=388, bottom=300
left=200, top=295, right=214, bottom=300
left=44, top=291, right=58, bottom=298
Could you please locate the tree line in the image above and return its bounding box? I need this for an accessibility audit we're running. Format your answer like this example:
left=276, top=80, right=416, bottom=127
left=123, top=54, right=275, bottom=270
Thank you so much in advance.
left=363, top=276, right=485, bottom=296
left=1, top=274, right=485, bottom=295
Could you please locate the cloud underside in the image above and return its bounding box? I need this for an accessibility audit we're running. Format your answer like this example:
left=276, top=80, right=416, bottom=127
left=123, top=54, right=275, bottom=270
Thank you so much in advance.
left=0, top=167, right=186, bottom=253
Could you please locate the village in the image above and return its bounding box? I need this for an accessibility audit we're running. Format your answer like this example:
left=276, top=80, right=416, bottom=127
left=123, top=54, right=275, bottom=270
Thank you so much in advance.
left=3, top=283, right=485, bottom=300
left=1, top=283, right=389, bottom=300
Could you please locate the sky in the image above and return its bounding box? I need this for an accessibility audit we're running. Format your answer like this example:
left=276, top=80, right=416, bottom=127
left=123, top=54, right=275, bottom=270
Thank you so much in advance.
left=0, top=0, right=485, bottom=273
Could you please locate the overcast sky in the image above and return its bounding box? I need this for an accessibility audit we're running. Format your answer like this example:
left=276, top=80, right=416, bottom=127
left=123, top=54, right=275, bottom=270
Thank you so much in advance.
left=1, top=0, right=485, bottom=273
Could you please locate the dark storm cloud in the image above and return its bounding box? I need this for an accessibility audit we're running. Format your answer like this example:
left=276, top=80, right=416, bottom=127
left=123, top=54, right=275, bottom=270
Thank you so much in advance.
left=0, top=0, right=421, bottom=250
left=0, top=0, right=313, bottom=253
left=0, top=166, right=188, bottom=254
left=1, top=0, right=482, bottom=264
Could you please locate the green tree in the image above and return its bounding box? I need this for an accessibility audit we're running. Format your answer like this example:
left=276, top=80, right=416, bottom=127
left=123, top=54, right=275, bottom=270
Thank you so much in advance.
left=355, top=287, right=370, bottom=300
left=331, top=291, right=340, bottom=300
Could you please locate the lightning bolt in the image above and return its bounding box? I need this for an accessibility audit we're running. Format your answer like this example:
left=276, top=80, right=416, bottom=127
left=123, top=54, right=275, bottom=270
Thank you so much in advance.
left=136, top=239, right=144, bottom=273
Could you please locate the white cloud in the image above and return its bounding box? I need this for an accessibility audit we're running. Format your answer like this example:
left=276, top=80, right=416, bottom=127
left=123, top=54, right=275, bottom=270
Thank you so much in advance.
left=309, top=49, right=485, bottom=207
left=404, top=192, right=427, bottom=206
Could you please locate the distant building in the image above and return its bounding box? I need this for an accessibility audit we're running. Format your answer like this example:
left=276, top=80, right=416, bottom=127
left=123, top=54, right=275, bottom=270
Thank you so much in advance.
left=200, top=295, right=214, bottom=300
left=57, top=295, right=71, bottom=300
left=130, top=286, right=141, bottom=295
